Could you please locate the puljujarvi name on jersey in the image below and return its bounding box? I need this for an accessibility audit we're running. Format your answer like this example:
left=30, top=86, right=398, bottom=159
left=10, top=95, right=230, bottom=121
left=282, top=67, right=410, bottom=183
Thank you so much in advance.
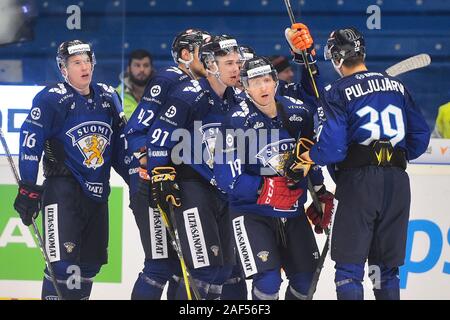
left=345, top=77, right=405, bottom=101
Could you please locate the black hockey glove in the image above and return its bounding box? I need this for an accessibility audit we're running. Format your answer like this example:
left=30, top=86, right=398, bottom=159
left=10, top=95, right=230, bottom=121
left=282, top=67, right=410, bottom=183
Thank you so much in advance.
left=13, top=181, right=44, bottom=226
left=284, top=137, right=315, bottom=182
left=151, top=167, right=181, bottom=215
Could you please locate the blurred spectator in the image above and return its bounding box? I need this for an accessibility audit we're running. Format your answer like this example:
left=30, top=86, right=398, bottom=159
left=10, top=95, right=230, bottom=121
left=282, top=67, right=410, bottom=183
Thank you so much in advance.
left=433, top=101, right=450, bottom=138
left=269, top=55, right=294, bottom=83
left=116, top=49, right=155, bottom=118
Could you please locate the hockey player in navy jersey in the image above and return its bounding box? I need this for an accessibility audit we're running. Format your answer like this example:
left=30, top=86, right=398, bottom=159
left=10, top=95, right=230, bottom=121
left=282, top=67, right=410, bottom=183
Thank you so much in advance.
left=13, top=40, right=129, bottom=300
left=124, top=28, right=211, bottom=300
left=292, top=28, right=431, bottom=300
left=214, top=56, right=329, bottom=300
left=145, top=34, right=242, bottom=300
left=218, top=44, right=257, bottom=300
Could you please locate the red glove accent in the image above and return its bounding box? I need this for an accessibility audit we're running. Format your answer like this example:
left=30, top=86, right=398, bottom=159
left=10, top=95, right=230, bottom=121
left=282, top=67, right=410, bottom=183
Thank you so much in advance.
left=257, top=177, right=303, bottom=210
left=306, top=189, right=334, bottom=234
left=138, top=167, right=150, bottom=181
left=290, top=23, right=314, bottom=51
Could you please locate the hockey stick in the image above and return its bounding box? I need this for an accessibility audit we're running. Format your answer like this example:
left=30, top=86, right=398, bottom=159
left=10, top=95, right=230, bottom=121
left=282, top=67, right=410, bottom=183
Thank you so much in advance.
left=0, top=128, right=64, bottom=300
left=385, top=53, right=431, bottom=77
left=281, top=6, right=330, bottom=295
left=157, top=203, right=201, bottom=300
left=305, top=177, right=329, bottom=300
left=283, top=0, right=320, bottom=98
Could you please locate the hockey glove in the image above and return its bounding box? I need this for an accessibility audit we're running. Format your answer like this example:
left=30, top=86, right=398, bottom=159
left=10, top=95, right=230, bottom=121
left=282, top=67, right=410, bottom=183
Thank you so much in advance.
left=285, top=23, right=314, bottom=53
left=13, top=181, right=44, bottom=226
left=285, top=23, right=317, bottom=68
left=284, top=138, right=315, bottom=182
left=257, top=176, right=303, bottom=210
left=306, top=186, right=335, bottom=234
left=151, top=166, right=181, bottom=214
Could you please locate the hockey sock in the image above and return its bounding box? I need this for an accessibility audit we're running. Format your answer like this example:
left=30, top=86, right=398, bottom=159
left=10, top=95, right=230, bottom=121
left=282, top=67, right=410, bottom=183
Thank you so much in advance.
left=205, top=265, right=233, bottom=300
left=335, top=263, right=365, bottom=300
left=175, top=266, right=220, bottom=300
left=221, top=260, right=248, bottom=300
left=371, top=265, right=400, bottom=300
left=166, top=275, right=180, bottom=300
left=285, top=272, right=313, bottom=300
left=41, top=262, right=100, bottom=300
left=221, top=276, right=248, bottom=300
left=131, top=259, right=175, bottom=300
left=251, top=269, right=282, bottom=300
left=221, top=263, right=248, bottom=300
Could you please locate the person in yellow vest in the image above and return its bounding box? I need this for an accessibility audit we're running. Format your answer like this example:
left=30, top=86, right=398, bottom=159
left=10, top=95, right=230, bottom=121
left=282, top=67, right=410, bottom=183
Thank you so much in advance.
left=116, top=49, right=155, bottom=118
left=433, top=101, right=450, bottom=138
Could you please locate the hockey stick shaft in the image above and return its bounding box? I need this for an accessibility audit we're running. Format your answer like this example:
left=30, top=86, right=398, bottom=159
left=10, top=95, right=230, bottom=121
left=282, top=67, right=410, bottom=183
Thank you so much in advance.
left=307, top=235, right=329, bottom=299
left=0, top=129, right=20, bottom=183
left=283, top=0, right=320, bottom=98
left=159, top=206, right=192, bottom=300
left=0, top=128, right=64, bottom=300
left=168, top=202, right=202, bottom=300
left=305, top=177, right=329, bottom=300
left=158, top=204, right=201, bottom=300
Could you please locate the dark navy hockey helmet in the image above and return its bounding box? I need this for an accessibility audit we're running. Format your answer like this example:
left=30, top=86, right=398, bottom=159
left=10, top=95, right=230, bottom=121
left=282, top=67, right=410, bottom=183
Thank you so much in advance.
left=240, top=56, right=278, bottom=88
left=171, top=28, right=211, bottom=64
left=239, top=45, right=256, bottom=62
left=199, top=34, right=240, bottom=69
left=56, top=40, right=96, bottom=69
left=324, top=27, right=366, bottom=63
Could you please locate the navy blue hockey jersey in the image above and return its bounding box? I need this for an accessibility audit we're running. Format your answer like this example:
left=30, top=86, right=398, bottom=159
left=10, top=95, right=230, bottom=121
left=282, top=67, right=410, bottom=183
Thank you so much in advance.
left=145, top=77, right=238, bottom=184
left=309, top=71, right=430, bottom=165
left=124, top=66, right=191, bottom=195
left=125, top=66, right=190, bottom=153
left=213, top=95, right=323, bottom=218
left=19, top=82, right=129, bottom=202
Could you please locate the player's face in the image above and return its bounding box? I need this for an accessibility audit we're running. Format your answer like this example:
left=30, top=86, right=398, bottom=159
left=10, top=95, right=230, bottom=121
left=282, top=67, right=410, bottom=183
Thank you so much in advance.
left=65, top=54, right=93, bottom=91
left=216, top=51, right=241, bottom=87
left=129, top=57, right=152, bottom=86
left=245, top=75, right=277, bottom=107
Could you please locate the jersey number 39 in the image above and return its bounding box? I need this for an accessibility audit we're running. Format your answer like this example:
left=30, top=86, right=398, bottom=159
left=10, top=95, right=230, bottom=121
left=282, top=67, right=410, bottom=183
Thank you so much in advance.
left=357, top=104, right=405, bottom=146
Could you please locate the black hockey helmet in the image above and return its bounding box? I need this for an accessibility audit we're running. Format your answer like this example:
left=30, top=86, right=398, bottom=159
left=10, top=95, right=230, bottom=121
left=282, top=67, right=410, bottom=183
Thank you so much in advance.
left=324, top=27, right=366, bottom=63
left=56, top=40, right=96, bottom=70
left=239, top=45, right=256, bottom=62
left=171, top=28, right=211, bottom=64
left=240, top=56, right=278, bottom=88
left=199, top=34, right=240, bottom=69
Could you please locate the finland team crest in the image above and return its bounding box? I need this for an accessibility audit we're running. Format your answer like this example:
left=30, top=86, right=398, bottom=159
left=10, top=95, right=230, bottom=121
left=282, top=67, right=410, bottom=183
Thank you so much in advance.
left=256, top=138, right=296, bottom=175
left=66, top=121, right=112, bottom=169
left=199, top=123, right=221, bottom=169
